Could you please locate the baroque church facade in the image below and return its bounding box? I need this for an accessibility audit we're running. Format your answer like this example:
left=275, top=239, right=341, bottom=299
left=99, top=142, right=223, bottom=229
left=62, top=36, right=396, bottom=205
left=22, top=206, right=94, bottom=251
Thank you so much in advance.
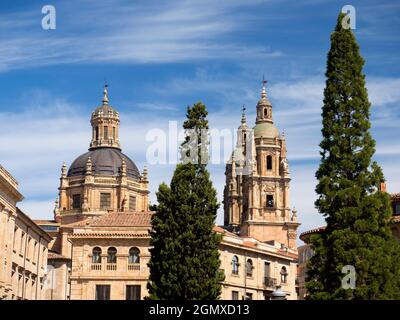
left=31, top=84, right=299, bottom=300
left=224, top=80, right=299, bottom=249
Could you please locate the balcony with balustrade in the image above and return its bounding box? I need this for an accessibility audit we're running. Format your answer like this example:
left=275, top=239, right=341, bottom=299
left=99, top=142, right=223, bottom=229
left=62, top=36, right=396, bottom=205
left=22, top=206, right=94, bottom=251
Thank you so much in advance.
left=264, top=277, right=277, bottom=289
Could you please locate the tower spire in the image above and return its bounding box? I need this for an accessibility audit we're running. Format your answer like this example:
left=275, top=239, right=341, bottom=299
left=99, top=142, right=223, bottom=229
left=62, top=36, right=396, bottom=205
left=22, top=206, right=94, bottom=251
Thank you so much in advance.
left=255, top=75, right=273, bottom=124
left=241, top=105, right=247, bottom=124
left=102, top=84, right=109, bottom=105
left=90, top=84, right=121, bottom=150
left=261, top=75, right=267, bottom=99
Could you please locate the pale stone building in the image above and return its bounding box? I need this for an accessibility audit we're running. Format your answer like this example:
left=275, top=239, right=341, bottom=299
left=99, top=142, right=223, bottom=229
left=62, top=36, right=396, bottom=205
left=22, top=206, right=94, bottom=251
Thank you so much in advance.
left=34, top=84, right=298, bottom=300
left=0, top=165, right=51, bottom=300
left=217, top=226, right=298, bottom=300
left=223, top=80, right=299, bottom=250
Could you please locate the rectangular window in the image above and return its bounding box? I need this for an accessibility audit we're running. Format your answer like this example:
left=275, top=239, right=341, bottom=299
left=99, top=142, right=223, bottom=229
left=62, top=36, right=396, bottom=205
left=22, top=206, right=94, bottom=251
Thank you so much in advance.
left=245, top=293, right=253, bottom=300
left=33, top=242, right=38, bottom=262
left=395, top=204, right=400, bottom=215
left=232, top=291, right=239, bottom=300
left=113, top=127, right=116, bottom=140
left=126, top=285, right=141, bottom=300
left=104, top=126, right=109, bottom=139
left=266, top=195, right=274, bottom=208
left=267, top=155, right=272, bottom=170
left=13, top=227, right=18, bottom=251
left=264, top=262, right=270, bottom=277
left=95, top=285, right=111, bottom=300
left=72, top=194, right=81, bottom=209
left=100, top=193, right=111, bottom=210
left=129, top=196, right=137, bottom=211
left=95, top=126, right=99, bottom=140
left=20, top=232, right=25, bottom=254
left=27, top=237, right=32, bottom=260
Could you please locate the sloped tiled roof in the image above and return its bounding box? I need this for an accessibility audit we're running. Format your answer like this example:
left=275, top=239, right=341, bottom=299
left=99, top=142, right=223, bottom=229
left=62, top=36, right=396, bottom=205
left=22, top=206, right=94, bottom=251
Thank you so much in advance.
left=48, top=251, right=70, bottom=261
left=89, top=212, right=153, bottom=227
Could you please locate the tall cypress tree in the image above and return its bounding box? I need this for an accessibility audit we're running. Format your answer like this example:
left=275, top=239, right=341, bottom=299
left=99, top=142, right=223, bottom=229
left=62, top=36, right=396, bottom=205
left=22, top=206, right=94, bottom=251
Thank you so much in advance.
left=148, top=102, right=223, bottom=300
left=306, top=13, right=400, bottom=300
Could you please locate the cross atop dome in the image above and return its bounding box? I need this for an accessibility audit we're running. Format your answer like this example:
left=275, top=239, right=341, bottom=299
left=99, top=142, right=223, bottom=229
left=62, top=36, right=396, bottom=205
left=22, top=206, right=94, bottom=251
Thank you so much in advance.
left=261, top=75, right=268, bottom=99
left=241, top=105, right=247, bottom=124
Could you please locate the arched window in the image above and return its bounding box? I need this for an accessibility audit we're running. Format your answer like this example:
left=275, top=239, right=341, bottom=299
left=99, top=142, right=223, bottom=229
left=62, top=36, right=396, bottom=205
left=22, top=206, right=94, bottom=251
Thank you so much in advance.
left=92, top=247, right=102, bottom=264
left=246, top=259, right=253, bottom=277
left=280, top=266, right=288, bottom=283
left=129, top=247, right=140, bottom=264
left=95, top=126, right=99, bottom=140
left=266, top=155, right=272, bottom=170
left=232, top=256, right=239, bottom=275
left=264, top=108, right=268, bottom=118
left=107, top=247, right=117, bottom=264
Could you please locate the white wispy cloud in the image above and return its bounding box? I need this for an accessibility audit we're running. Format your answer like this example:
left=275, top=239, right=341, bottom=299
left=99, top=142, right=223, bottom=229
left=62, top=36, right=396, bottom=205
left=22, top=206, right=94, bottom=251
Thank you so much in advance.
left=0, top=0, right=281, bottom=72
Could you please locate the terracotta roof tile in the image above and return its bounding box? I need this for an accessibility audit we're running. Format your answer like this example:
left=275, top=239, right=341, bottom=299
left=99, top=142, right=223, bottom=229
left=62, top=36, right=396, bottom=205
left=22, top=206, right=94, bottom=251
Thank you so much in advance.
left=48, top=251, right=70, bottom=261
left=62, top=218, right=93, bottom=228
left=242, top=241, right=257, bottom=248
left=90, top=212, right=153, bottom=227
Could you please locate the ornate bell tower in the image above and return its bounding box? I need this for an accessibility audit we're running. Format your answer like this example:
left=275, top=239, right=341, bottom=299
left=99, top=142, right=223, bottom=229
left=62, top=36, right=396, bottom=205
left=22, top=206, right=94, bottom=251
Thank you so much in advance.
left=224, top=79, right=299, bottom=249
left=89, top=85, right=121, bottom=150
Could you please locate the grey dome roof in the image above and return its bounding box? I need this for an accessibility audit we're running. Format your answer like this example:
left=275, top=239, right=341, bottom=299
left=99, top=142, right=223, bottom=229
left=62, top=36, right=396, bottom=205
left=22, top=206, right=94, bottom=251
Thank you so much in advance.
left=253, top=122, right=279, bottom=138
left=67, top=148, right=140, bottom=179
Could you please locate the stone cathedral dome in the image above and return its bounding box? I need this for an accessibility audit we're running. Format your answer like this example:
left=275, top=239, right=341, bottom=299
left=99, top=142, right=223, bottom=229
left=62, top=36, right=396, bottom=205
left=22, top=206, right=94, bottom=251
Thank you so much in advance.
left=67, top=148, right=140, bottom=179
left=67, top=85, right=140, bottom=180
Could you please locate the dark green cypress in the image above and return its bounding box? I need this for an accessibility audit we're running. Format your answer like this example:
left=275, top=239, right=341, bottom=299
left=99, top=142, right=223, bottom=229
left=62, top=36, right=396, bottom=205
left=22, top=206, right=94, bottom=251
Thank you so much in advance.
left=306, top=13, right=400, bottom=300
left=148, top=102, right=223, bottom=300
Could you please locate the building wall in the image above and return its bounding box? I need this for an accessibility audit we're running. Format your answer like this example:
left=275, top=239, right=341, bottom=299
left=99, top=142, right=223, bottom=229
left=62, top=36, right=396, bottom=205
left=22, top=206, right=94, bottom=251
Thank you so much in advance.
left=66, top=232, right=297, bottom=300
left=44, top=259, right=70, bottom=300
left=69, top=237, right=150, bottom=300
left=0, top=165, right=51, bottom=300
left=219, top=238, right=297, bottom=300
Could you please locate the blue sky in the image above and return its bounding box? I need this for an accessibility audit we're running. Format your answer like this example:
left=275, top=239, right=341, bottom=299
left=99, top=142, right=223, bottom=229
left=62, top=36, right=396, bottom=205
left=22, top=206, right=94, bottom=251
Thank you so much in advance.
left=0, top=0, right=399, bottom=243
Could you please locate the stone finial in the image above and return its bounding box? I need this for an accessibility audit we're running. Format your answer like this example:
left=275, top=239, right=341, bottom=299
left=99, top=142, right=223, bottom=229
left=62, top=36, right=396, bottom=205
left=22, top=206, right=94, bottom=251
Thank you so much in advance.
left=291, top=207, right=297, bottom=222
left=53, top=198, right=60, bottom=217
left=82, top=196, right=89, bottom=212
left=121, top=158, right=127, bottom=176
left=86, top=157, right=92, bottom=175
left=122, top=195, right=128, bottom=212
left=61, top=162, right=67, bottom=178
left=281, top=158, right=289, bottom=174
left=102, top=84, right=109, bottom=105
left=142, top=165, right=148, bottom=180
